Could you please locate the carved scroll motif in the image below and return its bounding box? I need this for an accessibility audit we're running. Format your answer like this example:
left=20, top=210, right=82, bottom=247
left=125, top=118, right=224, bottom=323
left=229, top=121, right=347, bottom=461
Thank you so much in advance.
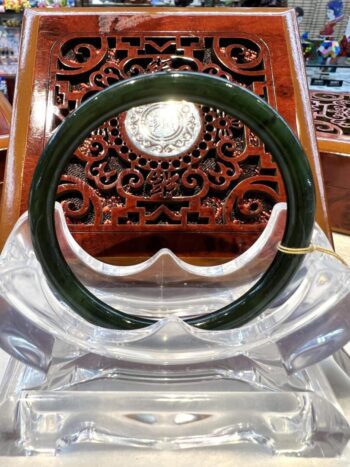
left=51, top=34, right=285, bottom=229
left=311, top=91, right=350, bottom=137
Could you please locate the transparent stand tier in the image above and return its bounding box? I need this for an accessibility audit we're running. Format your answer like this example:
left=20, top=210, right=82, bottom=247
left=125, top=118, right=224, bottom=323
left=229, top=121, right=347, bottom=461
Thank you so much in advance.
left=0, top=203, right=349, bottom=457
left=0, top=353, right=349, bottom=457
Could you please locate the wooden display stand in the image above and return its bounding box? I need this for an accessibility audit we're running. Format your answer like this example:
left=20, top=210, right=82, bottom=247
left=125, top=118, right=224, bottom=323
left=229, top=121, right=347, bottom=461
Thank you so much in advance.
left=0, top=8, right=330, bottom=261
left=311, top=91, right=350, bottom=235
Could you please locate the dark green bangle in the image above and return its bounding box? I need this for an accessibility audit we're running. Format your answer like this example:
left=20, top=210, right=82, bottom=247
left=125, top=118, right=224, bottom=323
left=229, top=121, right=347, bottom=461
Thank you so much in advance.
left=29, top=72, right=315, bottom=331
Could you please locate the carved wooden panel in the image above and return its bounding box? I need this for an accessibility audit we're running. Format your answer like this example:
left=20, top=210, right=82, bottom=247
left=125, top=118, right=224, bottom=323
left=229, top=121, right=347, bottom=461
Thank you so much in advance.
left=52, top=34, right=284, bottom=235
left=311, top=90, right=350, bottom=235
left=0, top=10, right=330, bottom=259
left=311, top=91, right=350, bottom=138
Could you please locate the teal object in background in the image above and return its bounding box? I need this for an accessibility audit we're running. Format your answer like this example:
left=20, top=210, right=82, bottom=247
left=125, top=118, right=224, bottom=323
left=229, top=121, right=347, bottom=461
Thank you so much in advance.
left=28, top=72, right=315, bottom=331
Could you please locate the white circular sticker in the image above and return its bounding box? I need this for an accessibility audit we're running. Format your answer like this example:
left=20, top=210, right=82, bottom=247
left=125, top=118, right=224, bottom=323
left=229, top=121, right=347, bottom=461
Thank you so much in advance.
left=124, top=100, right=202, bottom=157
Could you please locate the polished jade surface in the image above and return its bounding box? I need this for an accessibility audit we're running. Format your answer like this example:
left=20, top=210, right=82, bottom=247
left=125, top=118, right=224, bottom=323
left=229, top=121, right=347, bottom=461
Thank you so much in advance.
left=29, top=72, right=315, bottom=330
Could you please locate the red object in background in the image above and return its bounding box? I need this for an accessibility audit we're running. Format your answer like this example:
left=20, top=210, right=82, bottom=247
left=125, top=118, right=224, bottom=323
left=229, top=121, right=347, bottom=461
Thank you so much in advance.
left=320, top=20, right=338, bottom=38
left=339, top=35, right=350, bottom=56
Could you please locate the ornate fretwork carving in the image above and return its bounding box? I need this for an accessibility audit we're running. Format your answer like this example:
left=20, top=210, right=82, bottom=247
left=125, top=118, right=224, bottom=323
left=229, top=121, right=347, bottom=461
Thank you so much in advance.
left=310, top=91, right=350, bottom=138
left=50, top=34, right=285, bottom=232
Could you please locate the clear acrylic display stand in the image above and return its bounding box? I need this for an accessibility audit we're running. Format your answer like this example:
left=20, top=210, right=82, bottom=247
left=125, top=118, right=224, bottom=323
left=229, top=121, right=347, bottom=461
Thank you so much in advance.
left=0, top=203, right=349, bottom=457
left=335, top=344, right=350, bottom=378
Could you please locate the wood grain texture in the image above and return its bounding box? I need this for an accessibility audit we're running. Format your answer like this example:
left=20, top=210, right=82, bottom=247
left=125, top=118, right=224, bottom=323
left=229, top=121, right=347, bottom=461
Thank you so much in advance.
left=0, top=8, right=330, bottom=260
left=320, top=152, right=350, bottom=235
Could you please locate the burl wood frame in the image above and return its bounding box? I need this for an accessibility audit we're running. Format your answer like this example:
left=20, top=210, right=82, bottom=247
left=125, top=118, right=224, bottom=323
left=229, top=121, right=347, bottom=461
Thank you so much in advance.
left=0, top=8, right=330, bottom=260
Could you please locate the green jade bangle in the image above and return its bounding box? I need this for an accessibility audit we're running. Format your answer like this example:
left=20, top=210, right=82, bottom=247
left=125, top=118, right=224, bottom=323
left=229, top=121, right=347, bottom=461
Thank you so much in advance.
left=29, top=72, right=315, bottom=331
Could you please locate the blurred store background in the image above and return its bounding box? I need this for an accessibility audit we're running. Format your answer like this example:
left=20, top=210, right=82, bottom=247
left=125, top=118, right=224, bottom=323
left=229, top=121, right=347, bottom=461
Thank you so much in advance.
left=0, top=0, right=349, bottom=100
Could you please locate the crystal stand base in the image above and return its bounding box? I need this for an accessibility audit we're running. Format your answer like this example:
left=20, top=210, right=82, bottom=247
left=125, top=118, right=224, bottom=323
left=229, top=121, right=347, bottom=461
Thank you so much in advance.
left=0, top=356, right=348, bottom=457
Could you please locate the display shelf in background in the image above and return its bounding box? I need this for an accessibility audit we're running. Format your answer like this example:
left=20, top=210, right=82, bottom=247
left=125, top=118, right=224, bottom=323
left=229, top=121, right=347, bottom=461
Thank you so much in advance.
left=288, top=0, right=350, bottom=39
left=0, top=12, right=20, bottom=101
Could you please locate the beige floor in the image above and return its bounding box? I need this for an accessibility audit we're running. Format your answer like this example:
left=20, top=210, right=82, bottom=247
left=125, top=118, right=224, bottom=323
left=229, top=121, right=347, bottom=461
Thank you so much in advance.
left=333, top=233, right=350, bottom=265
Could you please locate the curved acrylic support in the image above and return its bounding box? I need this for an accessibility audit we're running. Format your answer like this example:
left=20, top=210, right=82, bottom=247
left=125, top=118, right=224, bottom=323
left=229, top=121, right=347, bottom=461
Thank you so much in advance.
left=0, top=203, right=349, bottom=371
left=56, top=202, right=287, bottom=319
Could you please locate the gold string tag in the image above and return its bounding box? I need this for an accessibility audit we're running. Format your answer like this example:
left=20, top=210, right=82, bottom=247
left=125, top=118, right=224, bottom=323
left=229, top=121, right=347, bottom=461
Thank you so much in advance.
left=277, top=243, right=348, bottom=267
